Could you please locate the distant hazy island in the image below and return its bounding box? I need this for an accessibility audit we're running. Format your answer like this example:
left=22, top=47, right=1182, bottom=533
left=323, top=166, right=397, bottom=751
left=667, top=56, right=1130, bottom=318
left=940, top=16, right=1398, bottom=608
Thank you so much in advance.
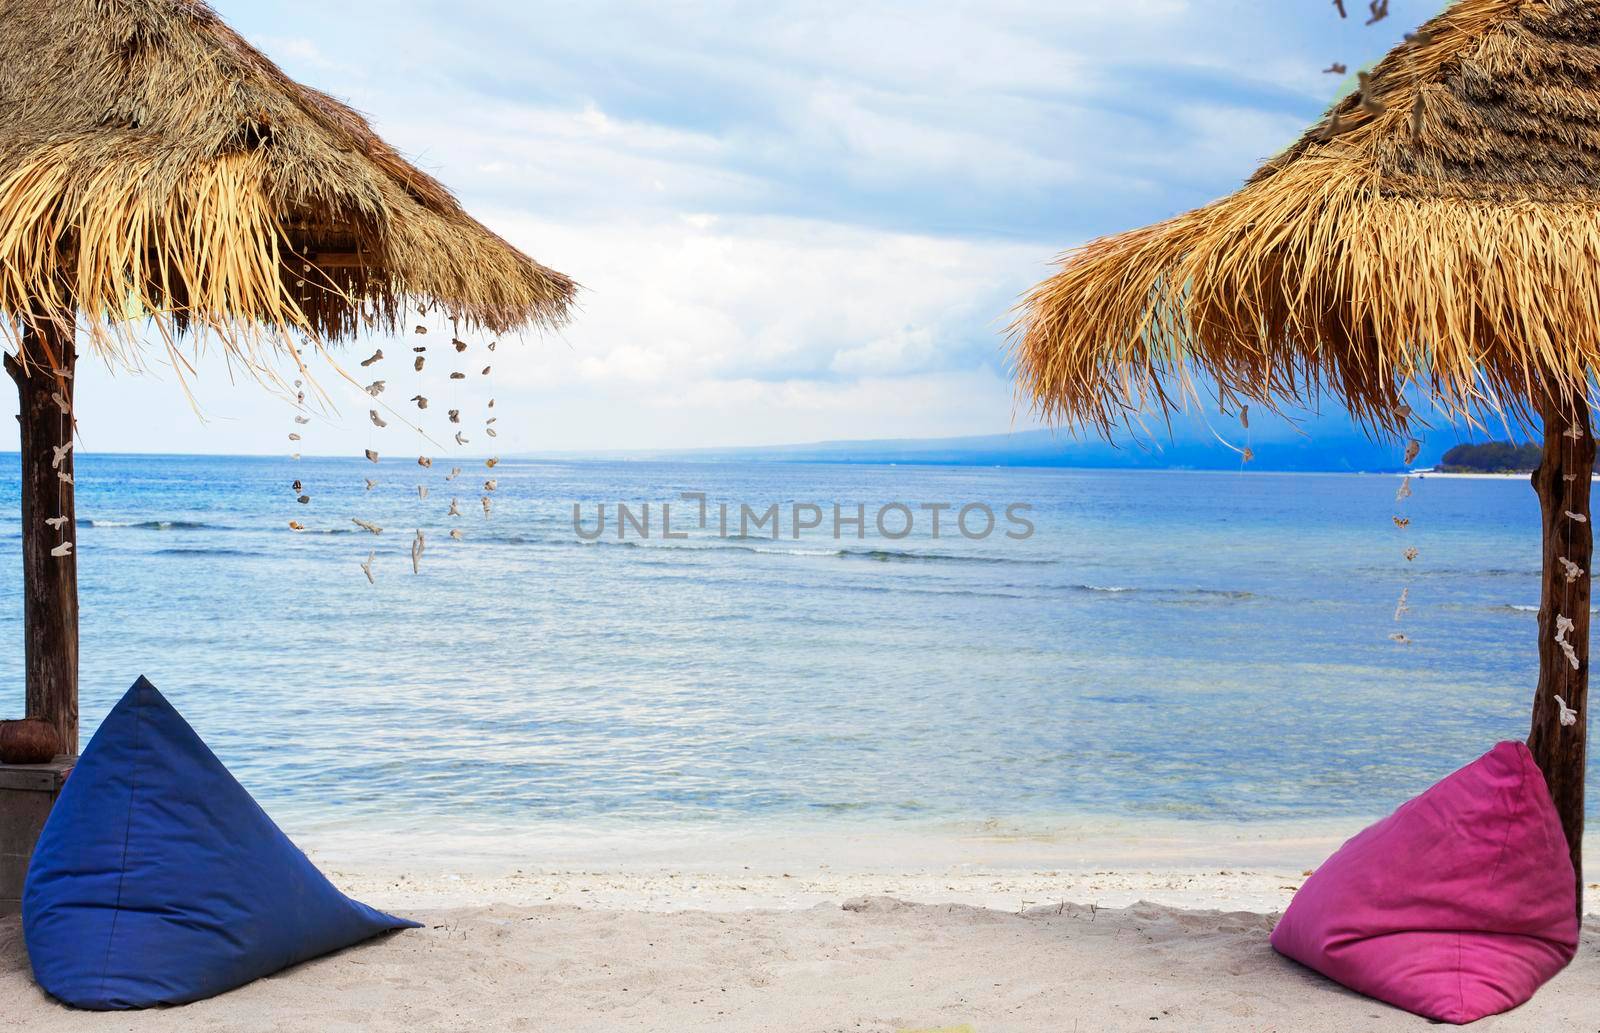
left=1436, top=441, right=1541, bottom=474
left=533, top=419, right=1450, bottom=472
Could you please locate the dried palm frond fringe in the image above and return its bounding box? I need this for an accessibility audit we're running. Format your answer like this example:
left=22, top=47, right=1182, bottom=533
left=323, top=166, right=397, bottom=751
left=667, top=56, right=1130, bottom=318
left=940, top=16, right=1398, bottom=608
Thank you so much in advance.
left=1010, top=0, right=1600, bottom=437
left=0, top=0, right=574, bottom=381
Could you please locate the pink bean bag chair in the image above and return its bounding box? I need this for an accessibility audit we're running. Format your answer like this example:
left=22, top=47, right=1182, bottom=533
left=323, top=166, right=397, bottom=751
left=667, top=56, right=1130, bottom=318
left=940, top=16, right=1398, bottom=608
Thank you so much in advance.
left=1270, top=741, right=1577, bottom=1024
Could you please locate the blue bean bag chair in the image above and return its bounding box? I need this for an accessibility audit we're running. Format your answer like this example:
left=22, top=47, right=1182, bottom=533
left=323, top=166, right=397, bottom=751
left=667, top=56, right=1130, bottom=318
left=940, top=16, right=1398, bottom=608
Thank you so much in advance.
left=23, top=676, right=419, bottom=1009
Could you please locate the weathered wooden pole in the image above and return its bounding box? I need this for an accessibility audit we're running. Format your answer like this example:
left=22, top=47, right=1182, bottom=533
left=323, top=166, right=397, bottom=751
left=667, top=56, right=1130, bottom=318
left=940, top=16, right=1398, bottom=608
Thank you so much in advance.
left=4, top=311, right=77, bottom=756
left=1528, top=392, right=1594, bottom=919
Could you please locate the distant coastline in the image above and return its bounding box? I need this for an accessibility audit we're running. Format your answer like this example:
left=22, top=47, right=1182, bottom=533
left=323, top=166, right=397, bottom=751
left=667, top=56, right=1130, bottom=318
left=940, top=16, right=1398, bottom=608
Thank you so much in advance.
left=1414, top=470, right=1529, bottom=479
left=512, top=423, right=1447, bottom=474
left=0, top=424, right=1531, bottom=474
left=1435, top=440, right=1541, bottom=474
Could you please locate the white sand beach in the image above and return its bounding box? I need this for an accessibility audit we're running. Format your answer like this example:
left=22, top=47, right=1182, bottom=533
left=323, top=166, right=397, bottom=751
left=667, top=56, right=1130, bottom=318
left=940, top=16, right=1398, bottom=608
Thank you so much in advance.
left=7, top=825, right=1600, bottom=1031
left=7, top=878, right=1600, bottom=1032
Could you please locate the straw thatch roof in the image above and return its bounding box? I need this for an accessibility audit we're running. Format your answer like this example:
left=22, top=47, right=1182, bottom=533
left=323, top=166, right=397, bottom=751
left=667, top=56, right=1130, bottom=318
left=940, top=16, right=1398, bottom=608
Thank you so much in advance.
left=0, top=0, right=574, bottom=373
left=1012, top=0, right=1600, bottom=437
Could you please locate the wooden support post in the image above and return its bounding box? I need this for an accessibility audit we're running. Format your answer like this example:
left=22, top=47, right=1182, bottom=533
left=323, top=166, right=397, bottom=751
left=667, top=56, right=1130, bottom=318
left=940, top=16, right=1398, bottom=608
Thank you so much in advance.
left=5, top=315, right=77, bottom=756
left=1528, top=393, right=1594, bottom=919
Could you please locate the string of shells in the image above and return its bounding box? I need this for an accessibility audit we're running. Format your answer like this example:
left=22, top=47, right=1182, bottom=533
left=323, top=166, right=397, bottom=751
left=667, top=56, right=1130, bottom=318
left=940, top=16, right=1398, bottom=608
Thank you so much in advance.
left=49, top=366, right=74, bottom=559
left=1553, top=424, right=1590, bottom=727
left=481, top=334, right=499, bottom=525
left=1389, top=433, right=1420, bottom=645
left=328, top=309, right=504, bottom=583
left=287, top=376, right=311, bottom=532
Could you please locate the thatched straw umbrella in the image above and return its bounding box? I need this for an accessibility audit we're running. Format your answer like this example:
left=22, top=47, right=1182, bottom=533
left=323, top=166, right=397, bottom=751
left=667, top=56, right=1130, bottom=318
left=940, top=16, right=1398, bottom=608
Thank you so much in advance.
left=0, top=0, right=575, bottom=754
left=1012, top=0, right=1600, bottom=908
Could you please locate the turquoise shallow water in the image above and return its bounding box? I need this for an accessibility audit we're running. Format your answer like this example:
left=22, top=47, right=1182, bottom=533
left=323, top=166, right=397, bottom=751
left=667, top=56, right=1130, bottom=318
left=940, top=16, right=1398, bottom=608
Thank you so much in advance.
left=0, top=456, right=1564, bottom=842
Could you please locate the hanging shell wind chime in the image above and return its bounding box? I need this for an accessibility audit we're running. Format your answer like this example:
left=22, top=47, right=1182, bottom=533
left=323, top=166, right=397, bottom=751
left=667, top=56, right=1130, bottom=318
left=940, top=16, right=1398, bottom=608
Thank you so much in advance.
left=46, top=362, right=74, bottom=561
left=342, top=317, right=513, bottom=580
left=1389, top=435, right=1422, bottom=645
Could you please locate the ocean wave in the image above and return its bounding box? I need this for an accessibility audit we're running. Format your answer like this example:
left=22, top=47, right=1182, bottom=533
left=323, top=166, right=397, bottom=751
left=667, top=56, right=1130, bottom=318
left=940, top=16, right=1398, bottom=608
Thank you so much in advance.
left=574, top=538, right=1041, bottom=564
left=645, top=539, right=845, bottom=558
left=829, top=582, right=1035, bottom=601
left=1162, top=587, right=1257, bottom=604
left=154, top=547, right=252, bottom=558
left=1067, top=584, right=1256, bottom=602
left=1359, top=565, right=1538, bottom=579
left=842, top=547, right=1049, bottom=565
left=84, top=519, right=219, bottom=531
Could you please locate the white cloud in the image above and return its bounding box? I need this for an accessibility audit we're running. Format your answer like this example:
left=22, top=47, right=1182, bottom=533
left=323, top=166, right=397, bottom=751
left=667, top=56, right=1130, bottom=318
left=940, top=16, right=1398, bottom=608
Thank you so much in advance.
left=45, top=212, right=1047, bottom=455
left=482, top=212, right=1039, bottom=383
left=830, top=326, right=940, bottom=377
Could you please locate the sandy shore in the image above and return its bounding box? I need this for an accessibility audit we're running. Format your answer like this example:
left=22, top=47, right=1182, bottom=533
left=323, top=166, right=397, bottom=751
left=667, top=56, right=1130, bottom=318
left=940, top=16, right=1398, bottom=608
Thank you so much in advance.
left=8, top=825, right=1600, bottom=1030
left=7, top=882, right=1600, bottom=1032
left=303, top=817, right=1362, bottom=914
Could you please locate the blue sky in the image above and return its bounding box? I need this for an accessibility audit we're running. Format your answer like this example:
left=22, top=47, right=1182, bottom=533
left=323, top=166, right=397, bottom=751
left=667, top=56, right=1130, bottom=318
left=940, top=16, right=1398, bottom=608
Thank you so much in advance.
left=31, top=1, right=1438, bottom=455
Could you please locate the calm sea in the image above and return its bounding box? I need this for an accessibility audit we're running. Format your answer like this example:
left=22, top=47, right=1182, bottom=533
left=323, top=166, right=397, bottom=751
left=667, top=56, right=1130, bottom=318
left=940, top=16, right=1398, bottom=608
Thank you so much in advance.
left=0, top=456, right=1564, bottom=848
